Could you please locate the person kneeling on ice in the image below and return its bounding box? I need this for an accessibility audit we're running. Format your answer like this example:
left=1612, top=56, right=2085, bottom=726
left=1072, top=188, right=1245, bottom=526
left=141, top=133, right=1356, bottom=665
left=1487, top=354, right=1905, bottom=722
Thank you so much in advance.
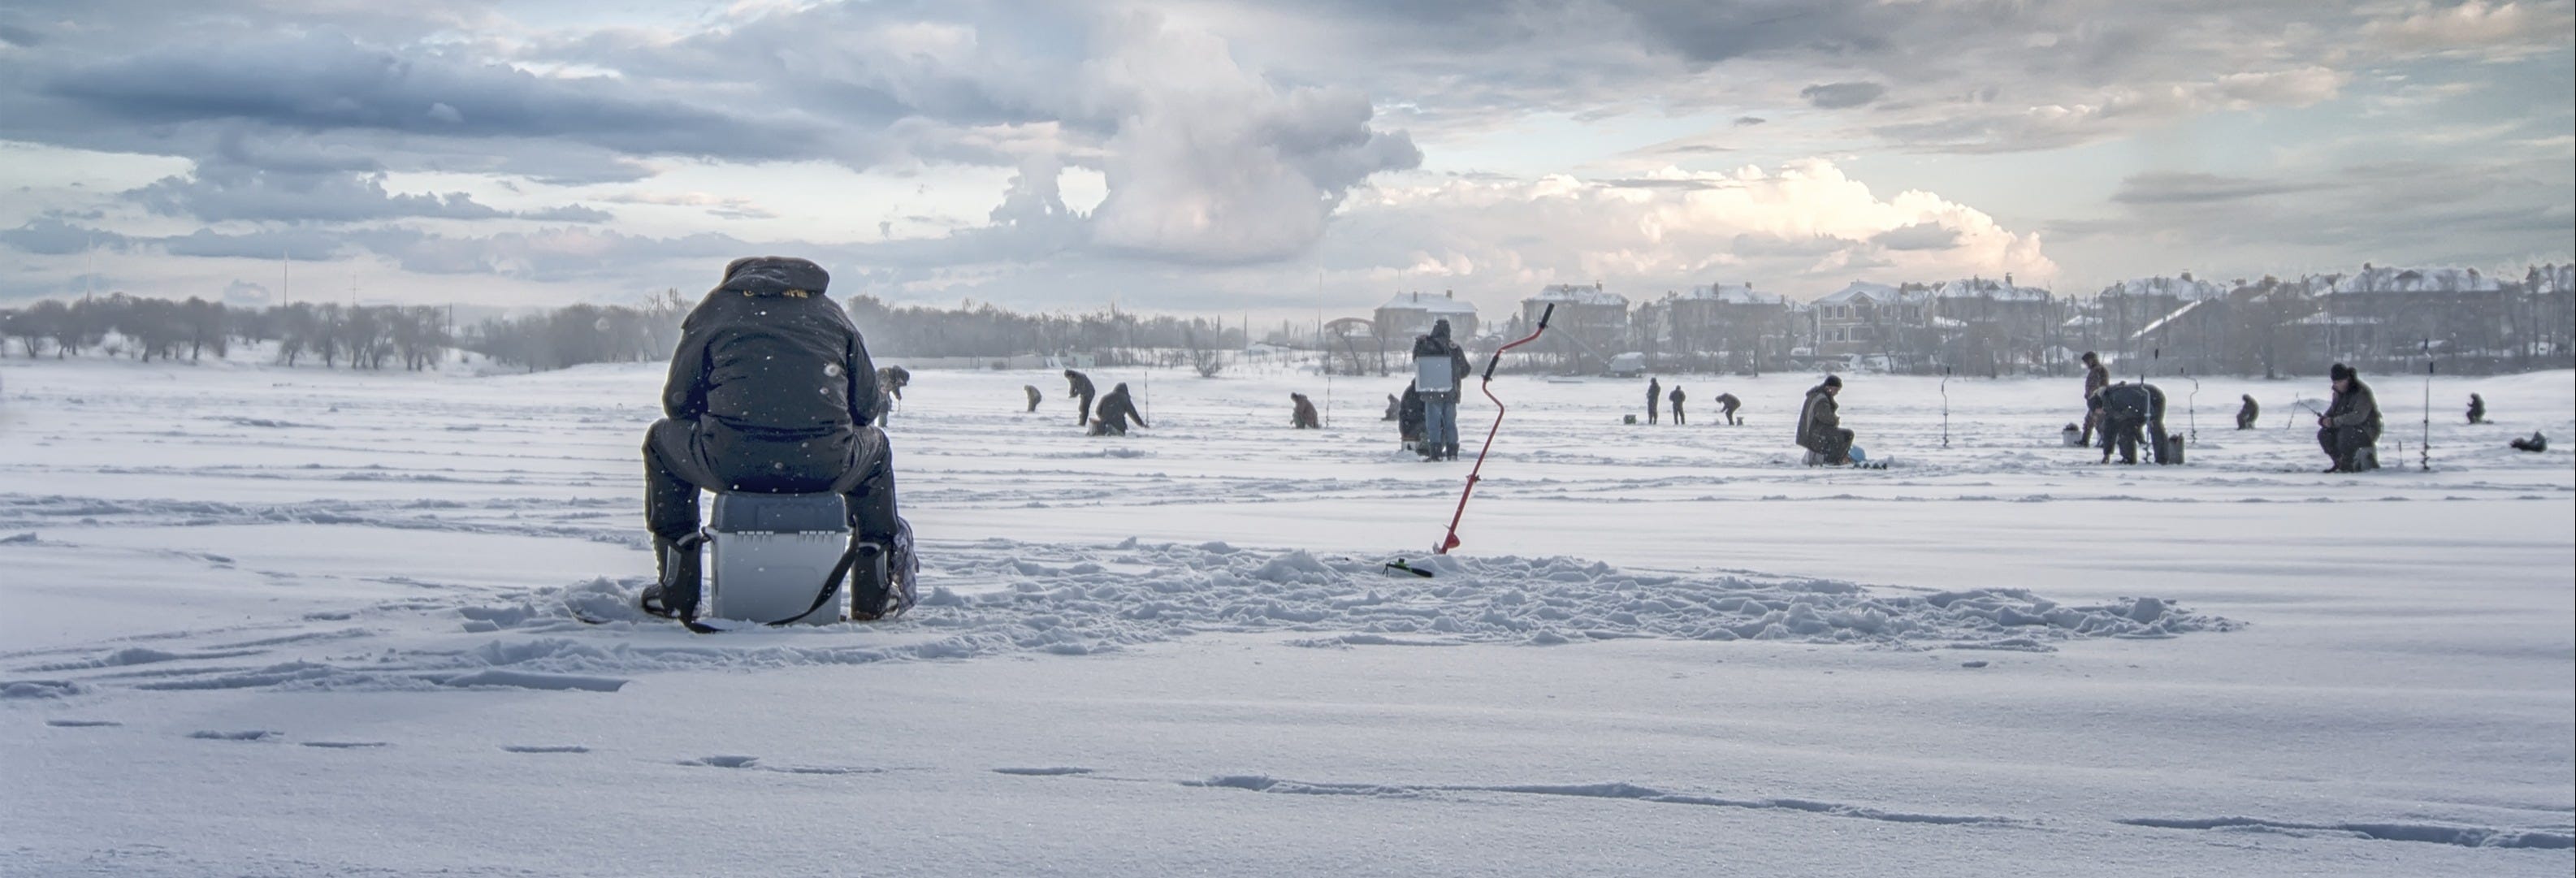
left=1290, top=392, right=1321, bottom=429
left=2087, top=381, right=2168, bottom=465
left=2317, top=363, right=2382, bottom=473
left=1796, top=375, right=1854, bottom=465
left=641, top=256, right=907, bottom=621
left=1089, top=382, right=1148, bottom=436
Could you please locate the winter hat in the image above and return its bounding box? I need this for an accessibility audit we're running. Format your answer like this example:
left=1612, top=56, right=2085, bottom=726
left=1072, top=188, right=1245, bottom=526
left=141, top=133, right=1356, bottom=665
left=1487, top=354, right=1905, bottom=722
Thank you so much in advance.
left=1821, top=374, right=1842, bottom=388
left=719, top=256, right=830, bottom=296
left=1431, top=318, right=1451, bottom=337
left=2329, top=362, right=2355, bottom=382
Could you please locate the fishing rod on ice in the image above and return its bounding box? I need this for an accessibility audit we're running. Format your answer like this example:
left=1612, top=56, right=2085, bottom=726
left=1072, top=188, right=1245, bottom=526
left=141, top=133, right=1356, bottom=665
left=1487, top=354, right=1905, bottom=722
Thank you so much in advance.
left=1436, top=303, right=1553, bottom=555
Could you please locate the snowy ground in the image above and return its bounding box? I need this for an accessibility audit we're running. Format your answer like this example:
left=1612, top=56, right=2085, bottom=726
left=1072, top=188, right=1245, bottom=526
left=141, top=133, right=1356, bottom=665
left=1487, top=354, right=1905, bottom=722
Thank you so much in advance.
left=3, top=351, right=2570, bottom=877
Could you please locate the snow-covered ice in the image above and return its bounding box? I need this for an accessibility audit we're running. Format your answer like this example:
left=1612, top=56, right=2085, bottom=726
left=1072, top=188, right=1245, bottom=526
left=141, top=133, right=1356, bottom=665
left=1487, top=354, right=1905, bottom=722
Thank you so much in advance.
left=2, top=352, right=2570, bottom=876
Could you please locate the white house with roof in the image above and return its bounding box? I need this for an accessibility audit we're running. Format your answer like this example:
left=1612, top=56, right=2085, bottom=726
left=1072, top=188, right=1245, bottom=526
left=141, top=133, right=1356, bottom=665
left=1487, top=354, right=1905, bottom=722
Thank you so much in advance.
left=1374, top=290, right=1478, bottom=341
left=1809, top=281, right=1925, bottom=357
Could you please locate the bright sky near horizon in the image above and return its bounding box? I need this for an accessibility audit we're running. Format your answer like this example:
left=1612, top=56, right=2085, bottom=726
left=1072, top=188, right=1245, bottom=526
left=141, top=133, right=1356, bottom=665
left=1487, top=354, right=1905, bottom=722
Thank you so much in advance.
left=0, top=0, right=2568, bottom=322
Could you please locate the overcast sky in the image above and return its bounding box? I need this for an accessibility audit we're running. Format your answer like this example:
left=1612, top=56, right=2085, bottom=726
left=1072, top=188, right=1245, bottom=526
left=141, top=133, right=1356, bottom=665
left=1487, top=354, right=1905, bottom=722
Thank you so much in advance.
left=2, top=0, right=2569, bottom=322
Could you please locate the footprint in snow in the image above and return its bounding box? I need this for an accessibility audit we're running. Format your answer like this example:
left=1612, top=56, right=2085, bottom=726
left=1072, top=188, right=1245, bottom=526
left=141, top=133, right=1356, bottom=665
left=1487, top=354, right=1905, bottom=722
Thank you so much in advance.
left=686, top=755, right=760, bottom=768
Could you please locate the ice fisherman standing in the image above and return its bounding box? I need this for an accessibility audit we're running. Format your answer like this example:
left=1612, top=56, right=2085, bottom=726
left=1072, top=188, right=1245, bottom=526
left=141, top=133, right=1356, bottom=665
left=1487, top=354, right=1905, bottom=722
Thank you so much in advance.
left=1412, top=318, right=1471, bottom=461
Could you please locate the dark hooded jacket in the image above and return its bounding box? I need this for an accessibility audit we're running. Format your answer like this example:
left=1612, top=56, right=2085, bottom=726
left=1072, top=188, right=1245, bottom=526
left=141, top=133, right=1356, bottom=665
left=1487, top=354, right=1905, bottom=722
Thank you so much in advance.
left=2092, top=382, right=2165, bottom=426
left=1796, top=383, right=1840, bottom=450
left=1065, top=370, right=1095, bottom=400
left=1412, top=321, right=1472, bottom=396
left=663, top=257, right=880, bottom=447
left=2324, top=376, right=2381, bottom=438
left=1095, top=383, right=1147, bottom=432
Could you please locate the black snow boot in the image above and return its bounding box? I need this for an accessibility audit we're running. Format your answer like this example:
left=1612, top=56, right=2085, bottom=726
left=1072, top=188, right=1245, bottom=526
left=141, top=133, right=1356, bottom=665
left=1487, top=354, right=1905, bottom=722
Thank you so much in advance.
left=845, top=541, right=894, bottom=621
left=640, top=534, right=704, bottom=619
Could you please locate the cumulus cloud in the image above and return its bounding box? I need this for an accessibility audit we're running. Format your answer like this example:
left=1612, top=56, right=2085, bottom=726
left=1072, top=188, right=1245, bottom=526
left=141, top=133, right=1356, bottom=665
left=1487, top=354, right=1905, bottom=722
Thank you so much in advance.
left=1082, top=13, right=1421, bottom=262
left=131, top=162, right=507, bottom=223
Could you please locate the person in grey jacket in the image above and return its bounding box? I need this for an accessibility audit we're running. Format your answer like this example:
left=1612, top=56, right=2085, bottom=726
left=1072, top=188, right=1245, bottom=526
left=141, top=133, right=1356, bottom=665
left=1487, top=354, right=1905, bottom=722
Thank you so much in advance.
left=641, top=256, right=900, bottom=620
left=2235, top=394, right=2259, bottom=430
left=2079, top=351, right=2111, bottom=447
left=1064, top=369, right=1097, bottom=426
left=2317, top=363, right=2382, bottom=472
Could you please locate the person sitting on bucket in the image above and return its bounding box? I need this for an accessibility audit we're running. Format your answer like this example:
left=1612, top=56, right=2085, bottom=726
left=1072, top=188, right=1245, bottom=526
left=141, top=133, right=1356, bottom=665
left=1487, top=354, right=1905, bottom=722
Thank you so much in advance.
left=640, top=256, right=903, bottom=621
left=1796, top=375, right=1854, bottom=465
left=1290, top=392, right=1321, bottom=429
left=2235, top=394, right=2259, bottom=430
left=2467, top=393, right=2486, bottom=425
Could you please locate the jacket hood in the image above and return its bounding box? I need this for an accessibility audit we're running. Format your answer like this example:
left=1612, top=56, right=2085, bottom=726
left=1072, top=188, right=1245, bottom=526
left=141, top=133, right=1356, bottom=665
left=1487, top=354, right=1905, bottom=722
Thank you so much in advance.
left=1431, top=318, right=1451, bottom=338
left=718, top=256, right=831, bottom=296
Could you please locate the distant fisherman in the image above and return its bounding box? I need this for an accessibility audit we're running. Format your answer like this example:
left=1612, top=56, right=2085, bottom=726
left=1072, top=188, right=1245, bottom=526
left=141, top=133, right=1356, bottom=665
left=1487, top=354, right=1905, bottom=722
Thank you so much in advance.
left=1796, top=375, right=1852, bottom=465
left=1064, top=369, right=1097, bottom=426
left=1291, top=392, right=1321, bottom=429
left=2466, top=393, right=2485, bottom=425
left=1714, top=392, right=1742, bottom=426
left=1089, top=382, right=1148, bottom=436
left=1024, top=384, right=1042, bottom=413
left=1667, top=385, right=1686, bottom=426
left=2079, top=351, right=2110, bottom=447
left=2235, top=394, right=2258, bottom=430
left=1645, top=377, right=1661, bottom=426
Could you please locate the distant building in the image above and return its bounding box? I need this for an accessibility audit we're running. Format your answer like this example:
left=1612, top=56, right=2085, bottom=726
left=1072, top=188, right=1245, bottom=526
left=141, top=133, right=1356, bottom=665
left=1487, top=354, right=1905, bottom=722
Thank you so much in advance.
left=1925, top=275, right=2057, bottom=374
left=1375, top=290, right=1478, bottom=342
left=1808, top=281, right=1926, bottom=361
left=1521, top=283, right=1630, bottom=371
left=1664, top=282, right=1795, bottom=372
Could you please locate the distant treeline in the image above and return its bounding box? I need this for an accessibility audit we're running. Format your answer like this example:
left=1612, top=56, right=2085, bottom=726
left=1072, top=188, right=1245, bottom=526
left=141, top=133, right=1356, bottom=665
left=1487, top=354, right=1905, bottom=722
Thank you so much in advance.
left=1, top=289, right=1248, bottom=372
left=844, top=295, right=1245, bottom=361
left=0, top=294, right=454, bottom=370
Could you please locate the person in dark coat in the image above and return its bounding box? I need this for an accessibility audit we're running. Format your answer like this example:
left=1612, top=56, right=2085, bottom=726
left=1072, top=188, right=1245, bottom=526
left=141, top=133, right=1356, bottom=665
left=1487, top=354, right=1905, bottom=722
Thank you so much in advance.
left=1064, top=369, right=1098, bottom=426
left=2235, top=394, right=2259, bottom=430
left=1795, top=375, right=1852, bottom=465
left=2317, top=363, right=2381, bottom=472
left=2466, top=393, right=2486, bottom=424
left=2088, top=382, right=2168, bottom=465
left=1398, top=382, right=1426, bottom=448
left=1383, top=393, right=1400, bottom=421
left=1291, top=392, right=1321, bottom=429
left=640, top=256, right=898, bottom=621
left=1668, top=386, right=1687, bottom=425
left=1024, top=384, right=1043, bottom=413
left=1412, top=319, right=1471, bottom=460
left=2078, top=351, right=2111, bottom=447
left=1714, top=392, right=1742, bottom=426
left=1088, top=383, right=1148, bottom=436
left=872, top=365, right=911, bottom=427
left=1645, top=377, right=1661, bottom=425
left=2509, top=431, right=2547, bottom=452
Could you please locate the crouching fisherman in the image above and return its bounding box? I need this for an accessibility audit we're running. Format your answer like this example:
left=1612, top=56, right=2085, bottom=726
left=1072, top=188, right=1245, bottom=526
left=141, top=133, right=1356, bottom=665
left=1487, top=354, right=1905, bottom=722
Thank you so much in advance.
left=640, top=256, right=909, bottom=622
left=2316, top=362, right=2382, bottom=473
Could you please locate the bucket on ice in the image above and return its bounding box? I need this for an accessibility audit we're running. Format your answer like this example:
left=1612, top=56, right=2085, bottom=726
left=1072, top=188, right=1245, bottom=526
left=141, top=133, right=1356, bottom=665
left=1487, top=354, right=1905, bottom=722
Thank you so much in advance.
left=704, top=493, right=849, bottom=625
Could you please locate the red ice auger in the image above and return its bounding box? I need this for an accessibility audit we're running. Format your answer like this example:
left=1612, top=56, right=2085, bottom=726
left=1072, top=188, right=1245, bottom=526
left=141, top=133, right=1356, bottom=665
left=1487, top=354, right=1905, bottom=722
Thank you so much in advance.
left=1436, top=303, right=1552, bottom=555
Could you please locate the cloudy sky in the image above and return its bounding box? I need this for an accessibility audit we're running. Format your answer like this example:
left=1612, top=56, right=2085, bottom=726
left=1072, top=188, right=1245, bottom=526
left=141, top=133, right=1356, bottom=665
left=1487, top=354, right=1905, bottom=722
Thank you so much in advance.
left=2, top=0, right=2569, bottom=322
